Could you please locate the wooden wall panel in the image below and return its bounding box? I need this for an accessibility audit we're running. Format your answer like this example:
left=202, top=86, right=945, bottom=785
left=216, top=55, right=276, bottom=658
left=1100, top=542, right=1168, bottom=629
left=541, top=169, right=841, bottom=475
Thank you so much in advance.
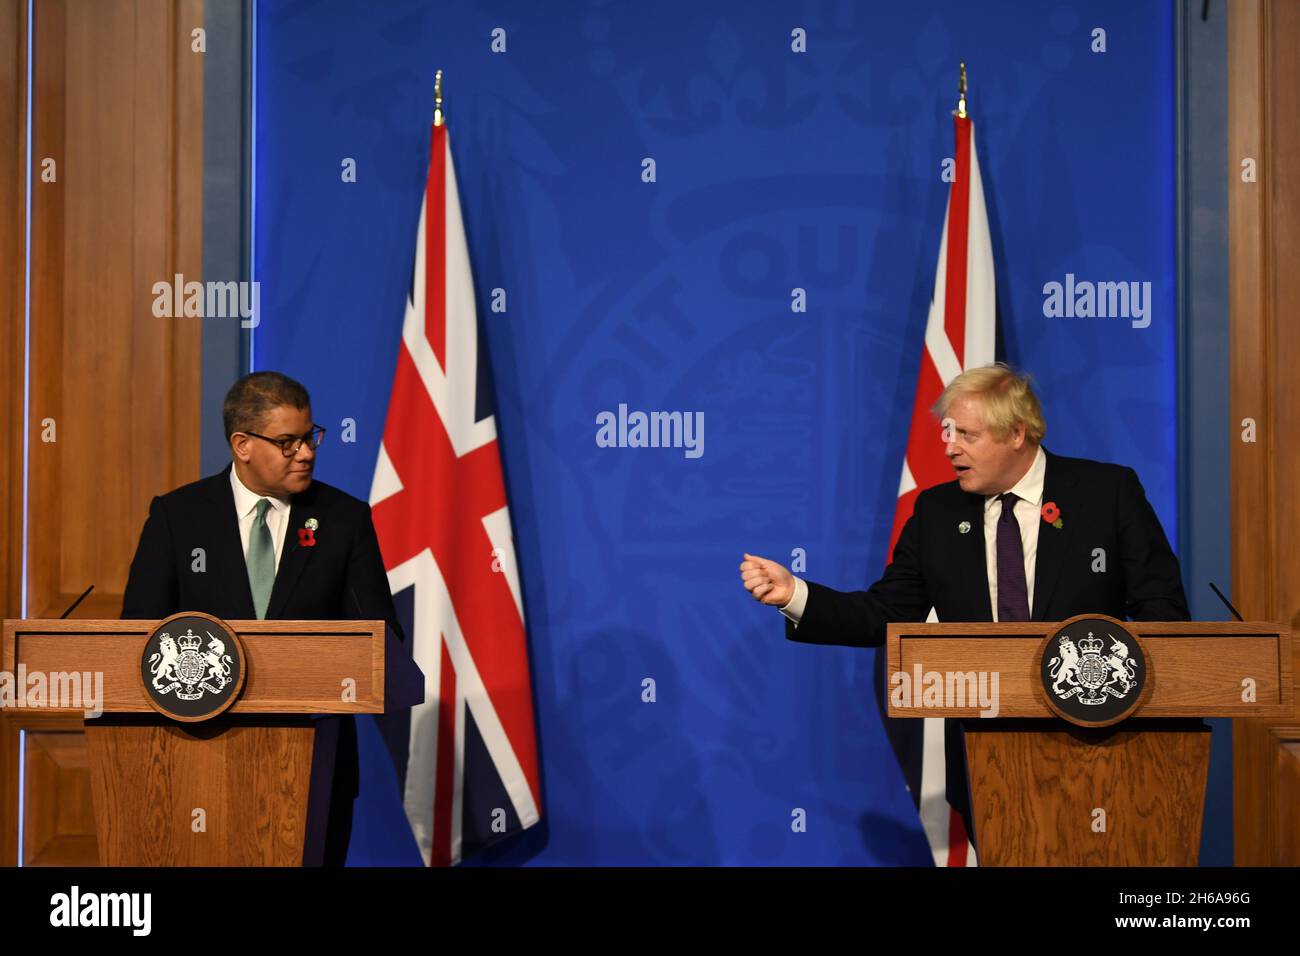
left=0, top=0, right=27, bottom=623
left=1229, top=0, right=1300, bottom=866
left=22, top=729, right=97, bottom=866
left=27, top=0, right=203, bottom=619
left=2, top=0, right=205, bottom=865
left=1276, top=740, right=1300, bottom=862
left=0, top=711, right=93, bottom=867
left=0, top=0, right=28, bottom=871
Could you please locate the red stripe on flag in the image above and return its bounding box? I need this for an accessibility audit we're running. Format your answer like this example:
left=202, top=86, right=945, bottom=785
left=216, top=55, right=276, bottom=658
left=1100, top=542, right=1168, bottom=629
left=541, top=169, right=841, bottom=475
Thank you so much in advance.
left=430, top=637, right=457, bottom=867
left=943, top=118, right=978, bottom=870
left=889, top=351, right=955, bottom=555
left=946, top=807, right=970, bottom=867
left=942, top=115, right=972, bottom=369
left=885, top=114, right=989, bottom=868
left=425, top=125, right=448, bottom=371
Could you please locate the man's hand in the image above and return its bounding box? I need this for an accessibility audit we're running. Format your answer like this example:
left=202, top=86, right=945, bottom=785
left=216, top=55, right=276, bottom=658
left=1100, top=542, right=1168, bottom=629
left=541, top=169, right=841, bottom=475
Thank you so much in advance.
left=740, top=553, right=795, bottom=607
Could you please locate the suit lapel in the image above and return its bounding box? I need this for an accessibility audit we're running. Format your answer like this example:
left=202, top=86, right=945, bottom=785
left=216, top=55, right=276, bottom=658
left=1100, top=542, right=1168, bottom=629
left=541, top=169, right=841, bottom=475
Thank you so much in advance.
left=948, top=488, right=993, bottom=621
left=204, top=465, right=257, bottom=619
left=1031, top=447, right=1077, bottom=621
left=265, top=484, right=321, bottom=620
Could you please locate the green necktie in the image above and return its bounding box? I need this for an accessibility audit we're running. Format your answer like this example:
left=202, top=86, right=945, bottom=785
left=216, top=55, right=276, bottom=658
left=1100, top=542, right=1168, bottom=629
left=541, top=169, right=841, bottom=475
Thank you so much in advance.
left=247, top=498, right=275, bottom=619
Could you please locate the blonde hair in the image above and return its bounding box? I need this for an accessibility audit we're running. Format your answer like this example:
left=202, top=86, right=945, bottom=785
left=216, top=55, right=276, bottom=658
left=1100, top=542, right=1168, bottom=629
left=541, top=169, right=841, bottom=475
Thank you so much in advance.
left=930, top=362, right=1046, bottom=444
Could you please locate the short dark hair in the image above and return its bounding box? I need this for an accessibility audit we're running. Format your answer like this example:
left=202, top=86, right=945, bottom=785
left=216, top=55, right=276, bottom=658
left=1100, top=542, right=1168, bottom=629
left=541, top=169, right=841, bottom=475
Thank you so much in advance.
left=223, top=371, right=311, bottom=439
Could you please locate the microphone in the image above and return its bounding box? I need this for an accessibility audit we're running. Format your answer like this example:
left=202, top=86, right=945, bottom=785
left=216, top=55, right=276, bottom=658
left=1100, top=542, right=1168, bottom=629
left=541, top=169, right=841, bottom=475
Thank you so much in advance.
left=1207, top=582, right=1244, bottom=622
left=59, top=584, right=95, bottom=619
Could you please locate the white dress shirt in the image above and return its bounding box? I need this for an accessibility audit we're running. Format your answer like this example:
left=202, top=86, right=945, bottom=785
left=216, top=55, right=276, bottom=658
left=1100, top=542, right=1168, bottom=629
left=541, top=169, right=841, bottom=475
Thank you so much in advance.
left=230, top=465, right=291, bottom=574
left=781, top=445, right=1047, bottom=624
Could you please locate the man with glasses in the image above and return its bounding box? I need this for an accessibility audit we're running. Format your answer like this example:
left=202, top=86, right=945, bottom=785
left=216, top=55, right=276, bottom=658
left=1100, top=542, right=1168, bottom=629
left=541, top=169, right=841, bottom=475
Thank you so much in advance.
left=121, top=370, right=406, bottom=866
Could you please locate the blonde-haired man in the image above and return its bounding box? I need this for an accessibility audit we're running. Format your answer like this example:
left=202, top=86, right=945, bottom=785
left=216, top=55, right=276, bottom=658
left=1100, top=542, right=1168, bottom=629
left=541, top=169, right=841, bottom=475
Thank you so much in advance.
left=739, top=362, right=1189, bottom=646
left=739, top=361, right=1188, bottom=855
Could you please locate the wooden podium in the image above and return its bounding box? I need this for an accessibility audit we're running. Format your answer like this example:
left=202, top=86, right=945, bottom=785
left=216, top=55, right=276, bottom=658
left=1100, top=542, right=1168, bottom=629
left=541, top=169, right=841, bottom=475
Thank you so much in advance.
left=1, top=616, right=423, bottom=866
left=887, top=615, right=1293, bottom=866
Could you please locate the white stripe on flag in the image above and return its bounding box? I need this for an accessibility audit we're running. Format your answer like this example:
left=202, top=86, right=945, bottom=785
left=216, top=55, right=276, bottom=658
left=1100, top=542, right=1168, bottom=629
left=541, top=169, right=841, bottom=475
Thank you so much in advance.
left=897, top=458, right=917, bottom=498
left=481, top=506, right=524, bottom=622
left=924, top=201, right=959, bottom=384
left=451, top=668, right=465, bottom=865
left=399, top=143, right=497, bottom=459
left=918, top=715, right=949, bottom=865
left=963, top=124, right=996, bottom=368
left=916, top=608, right=949, bottom=866
left=369, top=442, right=403, bottom=507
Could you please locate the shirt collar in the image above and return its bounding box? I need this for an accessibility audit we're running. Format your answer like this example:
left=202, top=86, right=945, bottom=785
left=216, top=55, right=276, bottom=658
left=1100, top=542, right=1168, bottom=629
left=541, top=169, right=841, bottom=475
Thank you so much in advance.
left=230, top=465, right=291, bottom=519
left=984, top=445, right=1047, bottom=512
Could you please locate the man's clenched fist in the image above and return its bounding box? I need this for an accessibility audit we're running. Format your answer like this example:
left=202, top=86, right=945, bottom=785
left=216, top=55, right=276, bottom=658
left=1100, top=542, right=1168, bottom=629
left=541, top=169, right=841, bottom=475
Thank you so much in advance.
left=739, top=553, right=795, bottom=607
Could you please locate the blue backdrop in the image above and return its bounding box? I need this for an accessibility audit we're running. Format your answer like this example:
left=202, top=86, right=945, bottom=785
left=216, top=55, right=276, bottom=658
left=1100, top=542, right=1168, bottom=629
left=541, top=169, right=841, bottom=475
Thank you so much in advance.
left=253, top=0, right=1178, bottom=865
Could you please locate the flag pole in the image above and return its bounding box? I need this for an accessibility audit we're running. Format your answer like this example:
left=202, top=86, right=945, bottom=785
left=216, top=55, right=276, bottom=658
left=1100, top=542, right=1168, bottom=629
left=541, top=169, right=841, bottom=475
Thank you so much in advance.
left=955, top=61, right=968, bottom=118
left=434, top=68, right=444, bottom=126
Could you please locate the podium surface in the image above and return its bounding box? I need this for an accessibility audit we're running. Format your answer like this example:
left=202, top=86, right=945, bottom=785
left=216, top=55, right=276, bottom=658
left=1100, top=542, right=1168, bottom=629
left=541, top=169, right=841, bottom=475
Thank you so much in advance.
left=2, top=616, right=422, bottom=866
left=887, top=615, right=1293, bottom=865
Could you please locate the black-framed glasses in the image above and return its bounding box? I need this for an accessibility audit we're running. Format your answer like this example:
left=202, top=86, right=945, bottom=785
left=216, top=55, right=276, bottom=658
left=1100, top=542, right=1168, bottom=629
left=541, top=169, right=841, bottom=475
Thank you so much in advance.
left=243, top=425, right=326, bottom=457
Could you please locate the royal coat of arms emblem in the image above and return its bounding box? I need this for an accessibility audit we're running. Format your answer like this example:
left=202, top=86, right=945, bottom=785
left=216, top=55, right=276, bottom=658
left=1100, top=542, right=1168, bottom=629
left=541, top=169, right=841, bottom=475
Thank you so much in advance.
left=140, top=613, right=245, bottom=721
left=1038, top=616, right=1148, bottom=726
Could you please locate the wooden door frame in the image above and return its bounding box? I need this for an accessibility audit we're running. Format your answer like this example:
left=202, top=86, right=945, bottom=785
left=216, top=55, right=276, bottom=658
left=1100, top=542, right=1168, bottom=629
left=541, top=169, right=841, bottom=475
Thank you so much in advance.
left=1228, top=0, right=1300, bottom=866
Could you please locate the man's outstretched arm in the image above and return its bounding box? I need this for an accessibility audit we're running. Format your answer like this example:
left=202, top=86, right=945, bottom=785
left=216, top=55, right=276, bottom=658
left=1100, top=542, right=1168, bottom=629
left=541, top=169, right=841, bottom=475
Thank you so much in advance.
left=740, top=502, right=933, bottom=649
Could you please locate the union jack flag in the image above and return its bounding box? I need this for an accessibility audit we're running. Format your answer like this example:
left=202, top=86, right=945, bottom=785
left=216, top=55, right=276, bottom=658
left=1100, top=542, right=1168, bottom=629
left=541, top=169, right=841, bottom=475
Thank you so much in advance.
left=369, top=117, right=541, bottom=866
left=882, top=108, right=995, bottom=868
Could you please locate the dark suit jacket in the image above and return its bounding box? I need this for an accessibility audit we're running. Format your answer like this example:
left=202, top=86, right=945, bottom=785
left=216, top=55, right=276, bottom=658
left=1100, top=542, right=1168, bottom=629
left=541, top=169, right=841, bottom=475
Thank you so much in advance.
left=789, top=446, right=1190, bottom=649
left=121, top=463, right=402, bottom=630
left=120, top=462, right=405, bottom=864
left=788, top=446, right=1190, bottom=854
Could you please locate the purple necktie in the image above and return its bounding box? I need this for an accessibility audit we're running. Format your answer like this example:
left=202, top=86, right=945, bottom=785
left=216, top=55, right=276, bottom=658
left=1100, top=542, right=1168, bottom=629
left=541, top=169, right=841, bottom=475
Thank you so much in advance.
left=996, top=492, right=1030, bottom=622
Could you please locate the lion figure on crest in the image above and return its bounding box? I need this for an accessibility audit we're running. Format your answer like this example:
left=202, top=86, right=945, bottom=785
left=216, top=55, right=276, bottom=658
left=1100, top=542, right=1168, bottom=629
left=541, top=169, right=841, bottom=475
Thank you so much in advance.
left=1049, top=636, right=1081, bottom=694
left=148, top=634, right=179, bottom=690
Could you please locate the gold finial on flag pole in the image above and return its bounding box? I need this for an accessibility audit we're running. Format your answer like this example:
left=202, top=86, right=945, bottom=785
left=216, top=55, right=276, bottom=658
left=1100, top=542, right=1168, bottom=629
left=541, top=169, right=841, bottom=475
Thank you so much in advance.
left=434, top=69, right=444, bottom=127
left=955, top=61, right=968, bottom=118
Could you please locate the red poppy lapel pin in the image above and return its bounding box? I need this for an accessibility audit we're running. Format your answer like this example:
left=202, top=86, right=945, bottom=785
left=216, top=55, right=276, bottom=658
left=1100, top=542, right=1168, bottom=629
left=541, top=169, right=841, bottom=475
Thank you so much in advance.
left=298, top=517, right=319, bottom=547
left=1041, top=501, right=1063, bottom=529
